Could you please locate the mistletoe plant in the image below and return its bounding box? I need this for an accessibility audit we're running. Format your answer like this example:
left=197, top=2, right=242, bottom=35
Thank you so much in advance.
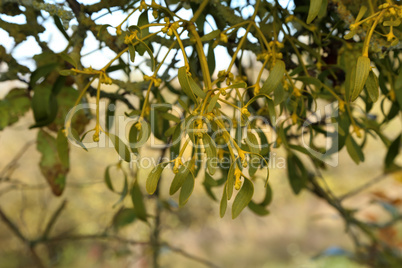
left=1, top=0, right=402, bottom=266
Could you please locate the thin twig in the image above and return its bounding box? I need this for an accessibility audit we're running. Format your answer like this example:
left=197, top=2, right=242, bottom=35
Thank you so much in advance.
left=42, top=234, right=149, bottom=246
left=338, top=173, right=389, bottom=201
left=42, top=200, right=67, bottom=239
left=0, top=206, right=27, bottom=242
left=0, top=141, right=35, bottom=179
left=162, top=242, right=221, bottom=268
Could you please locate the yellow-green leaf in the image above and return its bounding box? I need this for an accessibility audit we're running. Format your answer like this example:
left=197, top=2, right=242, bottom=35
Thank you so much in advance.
left=366, top=70, right=379, bottom=102
left=108, top=133, right=131, bottom=162
left=56, top=128, right=69, bottom=168
left=131, top=181, right=147, bottom=222
left=220, top=184, right=228, bottom=218
left=178, top=66, right=197, bottom=103
left=351, top=56, right=371, bottom=101
left=170, top=165, right=190, bottom=195
left=206, top=93, right=221, bottom=113
left=260, top=60, right=285, bottom=95
left=245, top=132, right=259, bottom=177
left=146, top=162, right=169, bottom=194
left=203, top=134, right=218, bottom=175
left=345, top=135, right=364, bottom=164
left=232, top=178, right=254, bottom=219
left=307, top=0, right=322, bottom=24
left=188, top=73, right=206, bottom=99
left=104, top=165, right=114, bottom=191
left=226, top=161, right=236, bottom=200
left=356, top=6, right=367, bottom=22
left=200, top=30, right=221, bottom=42
left=179, top=173, right=194, bottom=206
left=37, top=129, right=69, bottom=196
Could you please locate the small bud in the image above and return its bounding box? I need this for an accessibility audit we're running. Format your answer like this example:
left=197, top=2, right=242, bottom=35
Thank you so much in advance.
left=93, top=133, right=99, bottom=142
left=152, top=9, right=158, bottom=19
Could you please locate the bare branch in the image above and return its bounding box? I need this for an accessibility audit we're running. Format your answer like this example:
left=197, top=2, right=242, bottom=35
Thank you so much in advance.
left=0, top=206, right=27, bottom=242
left=162, top=242, right=221, bottom=268
left=42, top=200, right=67, bottom=239
left=339, top=173, right=389, bottom=201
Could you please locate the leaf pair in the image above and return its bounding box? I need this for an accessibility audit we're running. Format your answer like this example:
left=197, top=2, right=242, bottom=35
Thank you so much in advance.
left=260, top=60, right=285, bottom=95
left=178, top=66, right=206, bottom=103
left=220, top=178, right=254, bottom=219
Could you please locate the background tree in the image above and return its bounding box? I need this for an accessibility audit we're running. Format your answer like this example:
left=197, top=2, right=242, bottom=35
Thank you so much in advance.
left=0, top=0, right=402, bottom=267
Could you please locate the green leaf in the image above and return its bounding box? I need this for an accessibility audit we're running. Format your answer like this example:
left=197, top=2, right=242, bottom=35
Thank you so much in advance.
left=131, top=181, right=147, bottom=222
left=260, top=183, right=273, bottom=206
left=105, top=100, right=115, bottom=131
left=307, top=0, right=322, bottom=24
left=56, top=128, right=69, bottom=168
left=204, top=172, right=218, bottom=186
left=245, top=132, right=260, bottom=177
left=356, top=6, right=367, bottom=22
left=138, top=11, right=149, bottom=37
left=207, top=43, right=216, bottom=75
left=104, top=165, right=114, bottom=191
left=170, top=165, right=190, bottom=195
left=260, top=60, right=285, bottom=95
left=112, top=208, right=137, bottom=230
left=220, top=185, right=228, bottom=218
left=200, top=30, right=221, bottom=42
left=344, top=30, right=357, bottom=40
left=137, top=39, right=155, bottom=71
left=53, top=15, right=70, bottom=40
left=97, top=24, right=111, bottom=39
left=179, top=173, right=195, bottom=206
left=248, top=201, right=270, bottom=216
left=227, top=82, right=247, bottom=89
left=188, top=73, right=206, bottom=99
left=69, top=128, right=88, bottom=151
left=178, top=66, right=197, bottom=103
left=31, top=85, right=52, bottom=123
left=232, top=178, right=254, bottom=219
left=128, top=44, right=136, bottom=62
left=30, top=63, right=58, bottom=87
left=59, top=69, right=75, bottom=76
left=37, top=129, right=69, bottom=196
left=256, top=127, right=270, bottom=157
left=178, top=98, right=190, bottom=114
left=108, top=133, right=131, bottom=162
left=317, top=0, right=328, bottom=19
left=287, top=154, right=308, bottom=195
left=294, top=76, right=322, bottom=90
left=0, top=88, right=30, bottom=130
left=267, top=98, right=276, bottom=124
left=114, top=174, right=128, bottom=206
left=59, top=52, right=77, bottom=68
left=206, top=93, right=220, bottom=113
left=273, top=83, right=285, bottom=105
left=161, top=112, right=181, bottom=123
left=384, top=134, right=401, bottom=170
left=128, top=120, right=151, bottom=154
left=383, top=19, right=401, bottom=27
left=345, top=135, right=364, bottom=164
left=203, top=134, right=218, bottom=175
left=351, top=56, right=371, bottom=101
left=146, top=162, right=169, bottom=194
left=226, top=161, right=236, bottom=200
left=365, top=70, right=379, bottom=102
